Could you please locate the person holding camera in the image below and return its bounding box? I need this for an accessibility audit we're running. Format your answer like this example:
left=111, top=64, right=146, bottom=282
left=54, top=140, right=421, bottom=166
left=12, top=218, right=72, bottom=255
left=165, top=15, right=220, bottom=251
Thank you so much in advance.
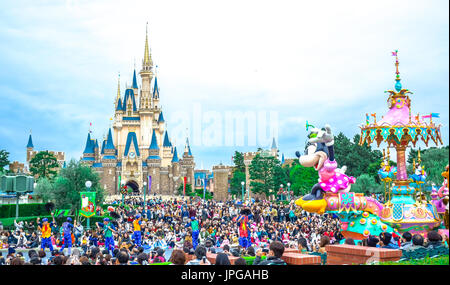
left=253, top=241, right=287, bottom=265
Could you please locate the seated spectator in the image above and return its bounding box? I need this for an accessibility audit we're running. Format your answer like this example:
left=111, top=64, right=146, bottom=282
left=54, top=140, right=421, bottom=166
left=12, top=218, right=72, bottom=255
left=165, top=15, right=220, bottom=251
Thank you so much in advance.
left=215, top=252, right=231, bottom=265
left=186, top=246, right=211, bottom=265
left=379, top=232, right=399, bottom=249
left=253, top=241, right=287, bottom=265
left=234, top=257, right=247, bottom=265
left=425, top=231, right=443, bottom=249
left=151, top=248, right=166, bottom=263
left=318, top=236, right=330, bottom=253
left=245, top=246, right=256, bottom=257
left=400, top=232, right=412, bottom=250
left=407, top=234, right=425, bottom=251
left=367, top=236, right=379, bottom=247
left=169, top=249, right=186, bottom=265
left=222, top=244, right=232, bottom=256
left=116, top=250, right=129, bottom=265
left=137, top=253, right=149, bottom=265
left=344, top=238, right=355, bottom=246
left=298, top=237, right=309, bottom=253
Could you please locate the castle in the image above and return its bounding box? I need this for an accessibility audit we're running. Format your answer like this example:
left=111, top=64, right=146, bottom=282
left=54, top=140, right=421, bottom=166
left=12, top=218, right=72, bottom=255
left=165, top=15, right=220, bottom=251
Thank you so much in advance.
left=81, top=26, right=195, bottom=196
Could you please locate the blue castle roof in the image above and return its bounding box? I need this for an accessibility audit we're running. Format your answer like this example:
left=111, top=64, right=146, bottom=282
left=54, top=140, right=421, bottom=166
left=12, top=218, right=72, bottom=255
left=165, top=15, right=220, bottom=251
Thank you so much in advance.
left=132, top=69, right=138, bottom=89
left=124, top=132, right=140, bottom=157
left=101, top=139, right=106, bottom=154
left=26, top=134, right=34, bottom=148
left=104, top=128, right=115, bottom=150
left=158, top=111, right=165, bottom=123
left=122, top=88, right=137, bottom=112
left=149, top=129, right=159, bottom=150
left=116, top=97, right=123, bottom=111
left=83, top=133, right=95, bottom=154
left=153, top=77, right=159, bottom=98
left=163, top=130, right=171, bottom=147
left=172, top=147, right=179, bottom=163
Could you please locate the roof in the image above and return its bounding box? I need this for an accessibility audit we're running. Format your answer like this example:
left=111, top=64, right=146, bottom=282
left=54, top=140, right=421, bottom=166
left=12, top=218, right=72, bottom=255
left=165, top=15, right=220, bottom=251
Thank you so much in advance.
left=94, top=139, right=99, bottom=149
left=101, top=139, right=106, bottom=154
left=116, top=97, right=123, bottom=111
left=132, top=69, right=138, bottom=89
left=185, top=138, right=192, bottom=156
left=82, top=157, right=95, bottom=161
left=83, top=133, right=95, bottom=154
left=93, top=163, right=103, bottom=168
left=104, top=128, right=115, bottom=150
left=158, top=111, right=165, bottom=123
left=124, top=132, right=140, bottom=157
left=271, top=137, right=277, bottom=149
left=153, top=77, right=159, bottom=98
left=117, top=161, right=122, bottom=167
left=163, top=130, right=171, bottom=147
left=149, top=129, right=159, bottom=150
left=171, top=147, right=179, bottom=163
left=147, top=155, right=161, bottom=160
left=103, top=155, right=117, bottom=160
left=123, top=117, right=140, bottom=121
left=122, top=88, right=137, bottom=112
left=26, top=134, right=34, bottom=148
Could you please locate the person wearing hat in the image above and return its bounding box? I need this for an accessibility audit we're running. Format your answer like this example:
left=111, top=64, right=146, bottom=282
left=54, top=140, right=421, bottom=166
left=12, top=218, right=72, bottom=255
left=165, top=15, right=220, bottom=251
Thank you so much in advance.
left=96, top=218, right=117, bottom=254
left=60, top=217, right=76, bottom=255
left=185, top=216, right=200, bottom=250
left=132, top=214, right=143, bottom=247
left=37, top=212, right=56, bottom=252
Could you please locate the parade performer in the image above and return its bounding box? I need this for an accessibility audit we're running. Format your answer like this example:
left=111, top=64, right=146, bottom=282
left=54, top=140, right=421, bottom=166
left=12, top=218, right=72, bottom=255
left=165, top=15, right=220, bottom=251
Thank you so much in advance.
left=185, top=216, right=200, bottom=249
left=132, top=214, right=143, bottom=247
left=236, top=208, right=252, bottom=249
left=37, top=212, right=56, bottom=252
left=96, top=218, right=117, bottom=254
left=60, top=217, right=76, bottom=255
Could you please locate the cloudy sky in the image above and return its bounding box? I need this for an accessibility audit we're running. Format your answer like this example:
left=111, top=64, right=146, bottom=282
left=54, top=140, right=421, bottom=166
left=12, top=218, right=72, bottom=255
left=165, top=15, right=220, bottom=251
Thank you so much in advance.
left=0, top=0, right=448, bottom=170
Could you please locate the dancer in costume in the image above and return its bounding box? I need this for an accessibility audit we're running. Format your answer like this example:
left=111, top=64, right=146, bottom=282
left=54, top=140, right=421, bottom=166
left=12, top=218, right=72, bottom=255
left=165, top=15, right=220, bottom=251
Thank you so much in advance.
left=186, top=216, right=200, bottom=249
left=132, top=214, right=142, bottom=247
left=236, top=207, right=252, bottom=249
left=96, top=218, right=117, bottom=254
left=37, top=212, right=56, bottom=252
left=60, top=217, right=76, bottom=255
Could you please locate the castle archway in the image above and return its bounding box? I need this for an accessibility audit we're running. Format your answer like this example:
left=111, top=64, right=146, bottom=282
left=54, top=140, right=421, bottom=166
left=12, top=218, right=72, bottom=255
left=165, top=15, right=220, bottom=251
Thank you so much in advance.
left=126, top=180, right=140, bottom=194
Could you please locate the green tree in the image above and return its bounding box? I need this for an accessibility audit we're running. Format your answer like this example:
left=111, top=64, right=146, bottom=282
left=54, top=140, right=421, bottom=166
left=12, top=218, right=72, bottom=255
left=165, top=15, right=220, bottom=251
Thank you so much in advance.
left=248, top=154, right=279, bottom=197
left=289, top=164, right=319, bottom=196
left=351, top=174, right=383, bottom=195
left=36, top=159, right=104, bottom=211
left=230, top=171, right=246, bottom=196
left=408, top=146, right=449, bottom=186
left=232, top=151, right=245, bottom=173
left=29, top=151, right=59, bottom=179
left=0, top=150, right=10, bottom=172
left=177, top=183, right=193, bottom=196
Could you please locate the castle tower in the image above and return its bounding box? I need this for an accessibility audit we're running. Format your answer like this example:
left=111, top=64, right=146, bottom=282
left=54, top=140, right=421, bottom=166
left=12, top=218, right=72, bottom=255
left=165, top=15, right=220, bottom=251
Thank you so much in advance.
left=171, top=146, right=181, bottom=194
left=152, top=74, right=160, bottom=109
left=82, top=132, right=95, bottom=166
left=147, top=129, right=161, bottom=194
left=139, top=24, right=154, bottom=148
left=213, top=164, right=231, bottom=202
left=181, top=138, right=195, bottom=186
left=26, top=133, right=34, bottom=164
left=101, top=128, right=118, bottom=195
left=271, top=137, right=278, bottom=158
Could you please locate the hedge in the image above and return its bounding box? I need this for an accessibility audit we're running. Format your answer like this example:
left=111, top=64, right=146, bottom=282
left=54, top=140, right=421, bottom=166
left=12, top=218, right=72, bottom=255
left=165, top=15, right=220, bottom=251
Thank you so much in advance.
left=242, top=255, right=266, bottom=265
left=0, top=203, right=48, bottom=219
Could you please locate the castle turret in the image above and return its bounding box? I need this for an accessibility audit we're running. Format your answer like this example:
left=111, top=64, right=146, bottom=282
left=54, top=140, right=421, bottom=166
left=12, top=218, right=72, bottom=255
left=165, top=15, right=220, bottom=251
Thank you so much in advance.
left=171, top=146, right=181, bottom=194
left=181, top=138, right=195, bottom=186
left=82, top=132, right=95, bottom=165
left=100, top=128, right=117, bottom=195
left=26, top=133, right=34, bottom=163
left=271, top=137, right=278, bottom=158
left=147, top=129, right=161, bottom=194
left=152, top=75, right=160, bottom=109
left=139, top=23, right=154, bottom=111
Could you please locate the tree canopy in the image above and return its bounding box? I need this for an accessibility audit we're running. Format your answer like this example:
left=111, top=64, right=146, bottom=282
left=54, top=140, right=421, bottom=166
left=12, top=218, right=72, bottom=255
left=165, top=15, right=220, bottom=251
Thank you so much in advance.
left=29, top=151, right=59, bottom=179
left=0, top=150, right=10, bottom=172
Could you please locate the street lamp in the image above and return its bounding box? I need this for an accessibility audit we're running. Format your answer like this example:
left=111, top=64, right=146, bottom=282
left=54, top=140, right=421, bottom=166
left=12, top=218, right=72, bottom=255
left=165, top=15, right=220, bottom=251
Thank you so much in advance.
left=241, top=181, right=245, bottom=201
left=287, top=182, right=291, bottom=201
left=143, top=181, right=147, bottom=210
left=85, top=180, right=92, bottom=229
left=280, top=184, right=284, bottom=201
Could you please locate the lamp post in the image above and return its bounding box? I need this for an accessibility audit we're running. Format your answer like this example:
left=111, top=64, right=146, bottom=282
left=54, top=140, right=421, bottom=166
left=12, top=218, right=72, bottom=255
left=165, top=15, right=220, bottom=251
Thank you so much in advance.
left=287, top=182, right=291, bottom=201
left=280, top=184, right=284, bottom=201
left=143, top=181, right=147, bottom=211
left=85, top=180, right=92, bottom=230
left=241, top=181, right=245, bottom=201
left=121, top=181, right=126, bottom=205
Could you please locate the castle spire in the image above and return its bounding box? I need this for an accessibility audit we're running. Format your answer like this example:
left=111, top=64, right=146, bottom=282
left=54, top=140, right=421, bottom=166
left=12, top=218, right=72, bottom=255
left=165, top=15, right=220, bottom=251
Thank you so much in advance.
left=26, top=133, right=34, bottom=148
left=143, top=22, right=153, bottom=69
left=132, top=69, right=138, bottom=89
left=116, top=73, right=121, bottom=101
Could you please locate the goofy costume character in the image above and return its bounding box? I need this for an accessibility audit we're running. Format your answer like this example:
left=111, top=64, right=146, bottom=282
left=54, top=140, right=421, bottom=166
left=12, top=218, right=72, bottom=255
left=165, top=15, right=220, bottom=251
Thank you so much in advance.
left=236, top=209, right=251, bottom=248
left=60, top=217, right=75, bottom=255
left=132, top=214, right=142, bottom=247
left=38, top=214, right=56, bottom=252
left=96, top=218, right=116, bottom=254
left=186, top=216, right=200, bottom=249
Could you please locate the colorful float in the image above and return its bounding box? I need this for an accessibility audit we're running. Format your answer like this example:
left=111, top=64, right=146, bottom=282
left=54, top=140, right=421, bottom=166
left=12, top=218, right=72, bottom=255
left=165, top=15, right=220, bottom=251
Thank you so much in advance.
left=295, top=51, right=444, bottom=240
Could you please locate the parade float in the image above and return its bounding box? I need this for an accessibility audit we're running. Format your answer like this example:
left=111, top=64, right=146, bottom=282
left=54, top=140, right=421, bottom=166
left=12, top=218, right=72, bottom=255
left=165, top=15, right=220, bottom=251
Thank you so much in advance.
left=295, top=51, right=445, bottom=240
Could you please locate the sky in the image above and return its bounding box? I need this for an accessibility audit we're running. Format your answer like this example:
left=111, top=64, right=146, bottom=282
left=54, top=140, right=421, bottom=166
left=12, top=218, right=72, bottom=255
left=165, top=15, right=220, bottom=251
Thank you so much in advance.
left=0, top=0, right=448, bottom=170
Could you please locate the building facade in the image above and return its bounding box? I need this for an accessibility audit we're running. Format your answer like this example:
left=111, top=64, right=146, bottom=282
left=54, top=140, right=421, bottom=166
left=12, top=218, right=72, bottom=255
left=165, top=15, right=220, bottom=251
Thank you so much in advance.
left=81, top=27, right=195, bottom=196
